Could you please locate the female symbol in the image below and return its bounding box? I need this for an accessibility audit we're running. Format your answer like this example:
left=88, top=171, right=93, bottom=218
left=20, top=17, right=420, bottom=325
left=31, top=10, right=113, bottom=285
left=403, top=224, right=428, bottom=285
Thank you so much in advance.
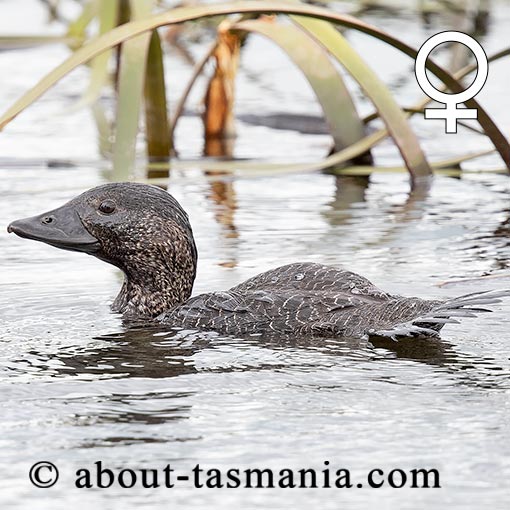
left=415, top=31, right=488, bottom=134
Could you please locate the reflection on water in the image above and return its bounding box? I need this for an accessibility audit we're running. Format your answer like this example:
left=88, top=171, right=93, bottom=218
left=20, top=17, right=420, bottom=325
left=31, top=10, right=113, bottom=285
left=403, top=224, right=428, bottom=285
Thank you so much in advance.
left=10, top=321, right=510, bottom=388
left=206, top=177, right=238, bottom=240
left=324, top=176, right=369, bottom=224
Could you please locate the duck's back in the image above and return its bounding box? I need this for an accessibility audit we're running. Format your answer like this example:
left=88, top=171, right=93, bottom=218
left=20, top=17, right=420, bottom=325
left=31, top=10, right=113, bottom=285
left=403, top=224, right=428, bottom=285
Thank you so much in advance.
left=159, top=262, right=439, bottom=337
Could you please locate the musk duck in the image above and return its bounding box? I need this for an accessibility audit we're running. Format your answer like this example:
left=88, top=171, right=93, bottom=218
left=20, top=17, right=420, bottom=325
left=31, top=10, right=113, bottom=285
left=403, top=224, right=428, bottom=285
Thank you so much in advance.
left=8, top=183, right=508, bottom=339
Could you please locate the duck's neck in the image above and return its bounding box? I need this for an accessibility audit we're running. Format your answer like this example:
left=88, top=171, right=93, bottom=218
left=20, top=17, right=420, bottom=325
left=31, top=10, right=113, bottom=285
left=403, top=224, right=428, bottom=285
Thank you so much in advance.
left=111, top=243, right=196, bottom=319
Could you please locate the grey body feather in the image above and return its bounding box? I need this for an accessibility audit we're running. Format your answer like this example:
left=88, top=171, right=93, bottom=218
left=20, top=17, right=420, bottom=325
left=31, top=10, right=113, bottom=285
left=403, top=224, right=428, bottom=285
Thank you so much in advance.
left=159, top=262, right=505, bottom=339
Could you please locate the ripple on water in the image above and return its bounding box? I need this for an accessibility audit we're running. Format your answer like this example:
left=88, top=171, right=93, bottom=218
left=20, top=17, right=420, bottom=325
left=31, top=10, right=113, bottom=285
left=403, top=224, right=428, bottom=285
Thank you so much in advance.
left=2, top=3, right=510, bottom=507
left=2, top=167, right=510, bottom=510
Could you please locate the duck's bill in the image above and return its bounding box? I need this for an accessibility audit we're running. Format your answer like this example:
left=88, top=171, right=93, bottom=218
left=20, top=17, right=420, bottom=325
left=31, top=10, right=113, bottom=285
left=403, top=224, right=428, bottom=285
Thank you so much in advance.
left=7, top=203, right=100, bottom=254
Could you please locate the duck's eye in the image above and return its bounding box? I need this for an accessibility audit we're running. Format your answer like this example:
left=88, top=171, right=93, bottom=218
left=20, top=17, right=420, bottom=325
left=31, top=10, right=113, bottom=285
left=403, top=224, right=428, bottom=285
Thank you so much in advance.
left=99, top=200, right=116, bottom=215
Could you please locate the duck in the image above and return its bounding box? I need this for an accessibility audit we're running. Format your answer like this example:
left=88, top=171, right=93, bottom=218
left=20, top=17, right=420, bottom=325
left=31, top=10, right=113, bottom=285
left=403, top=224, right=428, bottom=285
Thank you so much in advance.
left=7, top=182, right=508, bottom=340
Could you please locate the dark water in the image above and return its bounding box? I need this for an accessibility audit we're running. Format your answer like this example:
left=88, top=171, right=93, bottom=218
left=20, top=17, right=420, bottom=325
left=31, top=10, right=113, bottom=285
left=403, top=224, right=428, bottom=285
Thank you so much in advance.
left=1, top=1, right=510, bottom=508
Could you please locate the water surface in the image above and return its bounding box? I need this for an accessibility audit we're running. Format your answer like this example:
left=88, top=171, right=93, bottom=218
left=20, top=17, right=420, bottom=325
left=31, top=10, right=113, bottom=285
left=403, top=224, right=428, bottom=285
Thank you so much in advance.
left=1, top=1, right=510, bottom=508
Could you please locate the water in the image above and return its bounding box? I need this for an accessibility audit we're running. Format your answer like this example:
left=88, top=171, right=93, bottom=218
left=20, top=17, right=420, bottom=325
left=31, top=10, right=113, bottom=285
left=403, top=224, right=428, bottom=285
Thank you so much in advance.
left=1, top=1, right=510, bottom=508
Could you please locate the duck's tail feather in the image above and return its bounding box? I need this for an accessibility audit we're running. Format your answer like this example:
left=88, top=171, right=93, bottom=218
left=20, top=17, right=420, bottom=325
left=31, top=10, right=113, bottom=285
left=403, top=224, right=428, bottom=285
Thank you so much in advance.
left=368, top=289, right=510, bottom=342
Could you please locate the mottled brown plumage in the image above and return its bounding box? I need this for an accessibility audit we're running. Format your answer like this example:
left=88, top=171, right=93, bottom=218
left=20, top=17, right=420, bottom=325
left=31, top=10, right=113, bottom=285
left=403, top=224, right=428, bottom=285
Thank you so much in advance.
left=8, top=183, right=508, bottom=340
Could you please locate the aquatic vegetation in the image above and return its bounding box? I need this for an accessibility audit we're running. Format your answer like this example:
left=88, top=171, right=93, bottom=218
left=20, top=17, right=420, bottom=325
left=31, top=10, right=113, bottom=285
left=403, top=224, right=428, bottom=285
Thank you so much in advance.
left=0, top=0, right=509, bottom=187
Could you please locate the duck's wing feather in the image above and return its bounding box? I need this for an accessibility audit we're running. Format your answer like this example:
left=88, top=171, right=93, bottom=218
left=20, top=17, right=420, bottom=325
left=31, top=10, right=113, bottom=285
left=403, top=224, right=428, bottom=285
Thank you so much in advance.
left=161, top=263, right=393, bottom=336
left=166, top=288, right=377, bottom=336
left=231, top=262, right=390, bottom=299
left=160, top=263, right=509, bottom=339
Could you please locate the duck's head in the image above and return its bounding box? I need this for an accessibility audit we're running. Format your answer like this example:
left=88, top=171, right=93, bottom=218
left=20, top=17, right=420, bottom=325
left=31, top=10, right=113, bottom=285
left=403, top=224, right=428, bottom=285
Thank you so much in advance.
left=8, top=182, right=197, bottom=318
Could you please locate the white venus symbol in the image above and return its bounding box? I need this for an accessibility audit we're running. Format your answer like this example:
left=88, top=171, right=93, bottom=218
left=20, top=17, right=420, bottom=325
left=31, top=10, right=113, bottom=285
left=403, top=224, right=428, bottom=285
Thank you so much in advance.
left=415, top=31, right=489, bottom=134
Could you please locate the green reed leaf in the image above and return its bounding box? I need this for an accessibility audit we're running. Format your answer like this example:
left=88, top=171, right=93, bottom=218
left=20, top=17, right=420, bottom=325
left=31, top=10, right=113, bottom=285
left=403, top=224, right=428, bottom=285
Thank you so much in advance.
left=233, top=18, right=368, bottom=155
